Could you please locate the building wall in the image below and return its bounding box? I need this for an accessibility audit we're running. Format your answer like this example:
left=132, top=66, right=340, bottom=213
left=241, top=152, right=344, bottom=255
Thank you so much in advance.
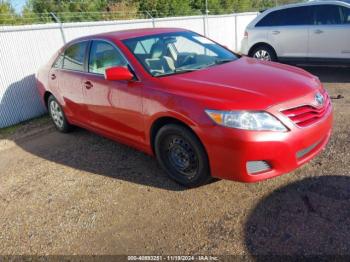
left=0, top=12, right=257, bottom=128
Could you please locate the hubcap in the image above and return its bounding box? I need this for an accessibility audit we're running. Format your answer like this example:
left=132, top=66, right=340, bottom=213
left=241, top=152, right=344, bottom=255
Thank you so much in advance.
left=50, top=100, right=64, bottom=129
left=254, top=50, right=271, bottom=61
left=166, top=136, right=198, bottom=178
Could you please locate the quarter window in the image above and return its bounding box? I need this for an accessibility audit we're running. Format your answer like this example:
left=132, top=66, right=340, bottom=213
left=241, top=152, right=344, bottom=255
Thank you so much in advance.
left=256, top=10, right=281, bottom=27
left=63, top=42, right=88, bottom=71
left=52, top=54, right=64, bottom=69
left=88, top=41, right=127, bottom=75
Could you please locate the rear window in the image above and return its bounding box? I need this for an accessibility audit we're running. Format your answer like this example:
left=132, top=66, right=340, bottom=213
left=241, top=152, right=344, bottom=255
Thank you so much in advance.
left=256, top=6, right=312, bottom=27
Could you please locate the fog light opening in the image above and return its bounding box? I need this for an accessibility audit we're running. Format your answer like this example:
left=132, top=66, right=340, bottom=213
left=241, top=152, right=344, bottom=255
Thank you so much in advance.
left=246, top=161, right=271, bottom=175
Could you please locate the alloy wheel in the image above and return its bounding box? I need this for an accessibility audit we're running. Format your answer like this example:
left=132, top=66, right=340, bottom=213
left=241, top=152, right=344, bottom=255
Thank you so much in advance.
left=253, top=50, right=271, bottom=61
left=50, top=100, right=64, bottom=129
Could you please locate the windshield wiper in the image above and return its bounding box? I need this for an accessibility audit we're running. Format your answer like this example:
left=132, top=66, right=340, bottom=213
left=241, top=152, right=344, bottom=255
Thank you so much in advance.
left=214, top=58, right=235, bottom=64
left=203, top=58, right=235, bottom=69
left=155, top=68, right=202, bottom=77
left=175, top=68, right=201, bottom=73
left=155, top=60, right=234, bottom=77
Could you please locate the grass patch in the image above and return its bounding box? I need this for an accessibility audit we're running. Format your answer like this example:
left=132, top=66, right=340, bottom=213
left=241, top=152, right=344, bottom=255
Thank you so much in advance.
left=0, top=114, right=50, bottom=139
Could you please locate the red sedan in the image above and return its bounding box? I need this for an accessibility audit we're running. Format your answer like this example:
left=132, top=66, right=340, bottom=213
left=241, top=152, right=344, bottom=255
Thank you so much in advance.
left=36, top=28, right=333, bottom=187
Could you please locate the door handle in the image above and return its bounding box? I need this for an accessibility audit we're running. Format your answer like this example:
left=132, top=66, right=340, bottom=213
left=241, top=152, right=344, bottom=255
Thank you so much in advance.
left=314, top=29, right=323, bottom=34
left=50, top=74, right=56, bottom=80
left=84, top=81, right=93, bottom=89
left=272, top=30, right=280, bottom=35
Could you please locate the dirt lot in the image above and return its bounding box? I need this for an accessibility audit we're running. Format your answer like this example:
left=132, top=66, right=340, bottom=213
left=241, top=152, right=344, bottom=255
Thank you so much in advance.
left=0, top=66, right=349, bottom=256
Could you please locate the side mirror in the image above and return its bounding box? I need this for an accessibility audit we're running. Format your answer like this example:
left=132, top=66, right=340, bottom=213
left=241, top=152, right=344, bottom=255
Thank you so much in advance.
left=104, top=66, right=134, bottom=81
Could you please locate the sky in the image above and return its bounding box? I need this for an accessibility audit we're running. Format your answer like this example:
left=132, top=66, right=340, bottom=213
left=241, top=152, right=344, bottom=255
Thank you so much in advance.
left=10, top=0, right=27, bottom=13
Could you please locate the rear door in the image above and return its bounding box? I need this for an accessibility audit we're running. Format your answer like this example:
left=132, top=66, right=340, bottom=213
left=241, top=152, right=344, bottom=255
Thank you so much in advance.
left=59, top=41, right=89, bottom=121
left=48, top=53, right=64, bottom=96
left=256, top=7, right=311, bottom=59
left=308, top=4, right=350, bottom=59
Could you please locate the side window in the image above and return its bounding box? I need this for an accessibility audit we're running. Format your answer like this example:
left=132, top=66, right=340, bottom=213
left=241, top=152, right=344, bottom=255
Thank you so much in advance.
left=340, top=6, right=350, bottom=24
left=313, top=5, right=342, bottom=25
left=63, top=42, right=88, bottom=71
left=88, top=41, right=127, bottom=75
left=256, top=10, right=281, bottom=27
left=278, top=7, right=312, bottom=26
left=256, top=7, right=312, bottom=27
left=52, top=54, right=64, bottom=69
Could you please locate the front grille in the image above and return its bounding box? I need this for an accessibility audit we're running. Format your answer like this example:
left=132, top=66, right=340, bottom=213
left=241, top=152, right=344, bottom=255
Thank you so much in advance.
left=281, top=91, right=331, bottom=127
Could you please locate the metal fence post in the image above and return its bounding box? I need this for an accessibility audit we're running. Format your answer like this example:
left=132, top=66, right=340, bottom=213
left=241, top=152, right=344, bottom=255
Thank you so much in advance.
left=203, top=10, right=209, bottom=37
left=50, top=12, right=66, bottom=44
left=234, top=14, right=238, bottom=52
left=145, top=11, right=155, bottom=28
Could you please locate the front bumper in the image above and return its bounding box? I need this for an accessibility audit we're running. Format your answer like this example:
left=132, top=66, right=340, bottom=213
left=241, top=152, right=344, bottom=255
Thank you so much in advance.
left=200, top=100, right=333, bottom=183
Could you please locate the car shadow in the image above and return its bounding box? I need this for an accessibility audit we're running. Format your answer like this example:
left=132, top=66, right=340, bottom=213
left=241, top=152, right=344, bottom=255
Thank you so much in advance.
left=1, top=75, right=190, bottom=191
left=301, top=66, right=350, bottom=83
left=13, top=127, right=187, bottom=191
left=245, top=175, right=350, bottom=256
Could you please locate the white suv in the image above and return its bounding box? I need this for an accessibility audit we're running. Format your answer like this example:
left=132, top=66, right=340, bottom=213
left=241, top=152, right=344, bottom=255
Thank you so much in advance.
left=241, top=1, right=350, bottom=64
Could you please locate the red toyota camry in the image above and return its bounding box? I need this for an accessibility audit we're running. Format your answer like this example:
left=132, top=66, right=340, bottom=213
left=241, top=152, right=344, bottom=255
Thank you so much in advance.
left=36, top=28, right=333, bottom=187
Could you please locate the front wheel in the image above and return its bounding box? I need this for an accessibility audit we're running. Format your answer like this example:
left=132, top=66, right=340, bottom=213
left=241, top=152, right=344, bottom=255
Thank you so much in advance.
left=48, top=95, right=72, bottom=133
left=251, top=45, right=277, bottom=62
left=155, top=124, right=211, bottom=187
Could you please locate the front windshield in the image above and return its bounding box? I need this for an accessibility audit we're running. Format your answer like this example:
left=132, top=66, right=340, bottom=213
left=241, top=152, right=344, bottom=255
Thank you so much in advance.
left=123, top=31, right=238, bottom=77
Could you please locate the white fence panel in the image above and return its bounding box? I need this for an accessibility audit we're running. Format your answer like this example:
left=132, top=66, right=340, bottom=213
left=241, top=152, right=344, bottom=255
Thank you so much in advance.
left=207, top=15, right=237, bottom=50
left=155, top=16, right=205, bottom=35
left=0, top=25, right=64, bottom=127
left=63, top=19, right=154, bottom=42
left=235, top=13, right=258, bottom=51
left=0, top=12, right=257, bottom=128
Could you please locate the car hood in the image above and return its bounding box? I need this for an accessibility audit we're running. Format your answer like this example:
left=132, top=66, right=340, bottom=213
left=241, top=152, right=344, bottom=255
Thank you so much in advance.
left=159, top=57, right=321, bottom=110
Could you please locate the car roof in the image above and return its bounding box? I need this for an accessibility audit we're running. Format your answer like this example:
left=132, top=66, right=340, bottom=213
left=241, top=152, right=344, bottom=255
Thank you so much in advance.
left=265, top=0, right=350, bottom=11
left=70, top=27, right=190, bottom=44
left=247, top=0, right=350, bottom=28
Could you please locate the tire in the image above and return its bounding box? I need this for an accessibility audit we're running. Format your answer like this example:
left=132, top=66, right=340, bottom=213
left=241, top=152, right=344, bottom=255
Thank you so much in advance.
left=154, top=124, right=211, bottom=187
left=48, top=95, right=72, bottom=133
left=250, top=45, right=277, bottom=62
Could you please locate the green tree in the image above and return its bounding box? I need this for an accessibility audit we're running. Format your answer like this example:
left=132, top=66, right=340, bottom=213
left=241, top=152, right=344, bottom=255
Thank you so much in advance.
left=25, top=0, right=109, bottom=22
left=104, top=1, right=140, bottom=20
left=0, top=1, right=18, bottom=25
left=137, top=0, right=193, bottom=17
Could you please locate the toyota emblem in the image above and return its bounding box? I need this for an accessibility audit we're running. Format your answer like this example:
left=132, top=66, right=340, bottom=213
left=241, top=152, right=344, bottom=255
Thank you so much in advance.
left=315, top=92, right=324, bottom=107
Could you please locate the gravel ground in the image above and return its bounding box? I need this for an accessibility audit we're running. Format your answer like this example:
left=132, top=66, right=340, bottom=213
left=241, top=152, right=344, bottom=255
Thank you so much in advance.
left=0, top=66, right=349, bottom=256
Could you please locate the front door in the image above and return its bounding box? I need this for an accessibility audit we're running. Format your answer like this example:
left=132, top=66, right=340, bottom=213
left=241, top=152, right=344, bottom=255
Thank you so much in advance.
left=267, top=6, right=312, bottom=59
left=83, top=40, right=144, bottom=143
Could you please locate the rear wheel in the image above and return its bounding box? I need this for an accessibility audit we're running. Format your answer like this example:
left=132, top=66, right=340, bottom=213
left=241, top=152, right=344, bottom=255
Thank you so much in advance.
left=48, top=95, right=72, bottom=133
left=155, top=124, right=211, bottom=187
left=251, top=45, right=277, bottom=62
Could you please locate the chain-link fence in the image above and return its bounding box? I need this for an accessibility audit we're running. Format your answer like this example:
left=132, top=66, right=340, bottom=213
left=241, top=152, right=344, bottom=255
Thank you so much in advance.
left=0, top=0, right=305, bottom=26
left=0, top=10, right=259, bottom=128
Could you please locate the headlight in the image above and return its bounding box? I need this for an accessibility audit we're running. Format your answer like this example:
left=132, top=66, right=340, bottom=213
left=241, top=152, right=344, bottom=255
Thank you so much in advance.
left=205, top=110, right=287, bottom=131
